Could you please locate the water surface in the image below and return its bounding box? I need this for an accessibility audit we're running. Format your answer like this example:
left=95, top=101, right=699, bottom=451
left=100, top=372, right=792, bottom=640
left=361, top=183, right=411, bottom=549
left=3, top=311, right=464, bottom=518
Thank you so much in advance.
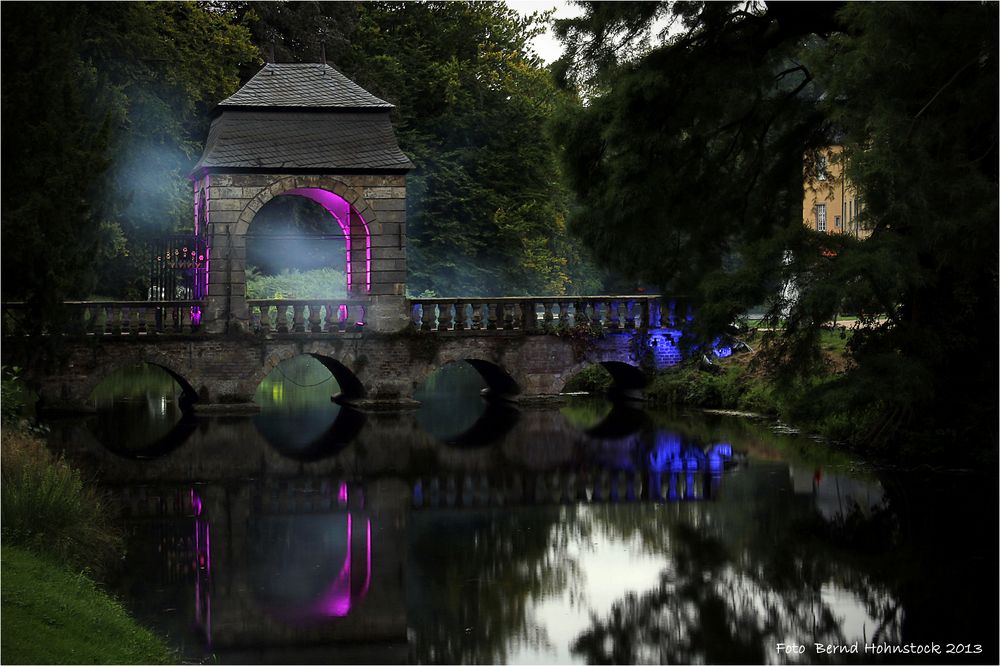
left=45, top=361, right=998, bottom=664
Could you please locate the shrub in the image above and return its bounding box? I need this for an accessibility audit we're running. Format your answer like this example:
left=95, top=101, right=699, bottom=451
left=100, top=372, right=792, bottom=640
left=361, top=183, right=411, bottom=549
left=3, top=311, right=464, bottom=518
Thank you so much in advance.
left=562, top=364, right=614, bottom=393
left=1, top=432, right=121, bottom=577
left=246, top=267, right=348, bottom=300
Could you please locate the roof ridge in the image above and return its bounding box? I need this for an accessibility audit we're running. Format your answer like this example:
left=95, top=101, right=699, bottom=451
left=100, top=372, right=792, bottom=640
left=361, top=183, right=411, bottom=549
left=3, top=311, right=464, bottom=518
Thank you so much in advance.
left=218, top=62, right=392, bottom=109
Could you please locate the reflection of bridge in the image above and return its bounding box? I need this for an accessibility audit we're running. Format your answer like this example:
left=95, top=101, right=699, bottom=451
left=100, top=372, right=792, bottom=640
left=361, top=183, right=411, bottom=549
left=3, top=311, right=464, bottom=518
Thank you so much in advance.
left=103, top=431, right=736, bottom=657
left=2, top=62, right=702, bottom=412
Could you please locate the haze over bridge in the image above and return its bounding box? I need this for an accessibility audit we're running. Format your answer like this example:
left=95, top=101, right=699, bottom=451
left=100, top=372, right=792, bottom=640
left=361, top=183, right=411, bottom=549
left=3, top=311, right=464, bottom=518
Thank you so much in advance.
left=1, top=63, right=700, bottom=412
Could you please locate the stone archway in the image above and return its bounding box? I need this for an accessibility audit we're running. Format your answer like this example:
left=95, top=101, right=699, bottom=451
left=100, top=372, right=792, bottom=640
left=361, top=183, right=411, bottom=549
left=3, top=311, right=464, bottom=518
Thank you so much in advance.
left=235, top=176, right=381, bottom=299
left=195, top=172, right=407, bottom=333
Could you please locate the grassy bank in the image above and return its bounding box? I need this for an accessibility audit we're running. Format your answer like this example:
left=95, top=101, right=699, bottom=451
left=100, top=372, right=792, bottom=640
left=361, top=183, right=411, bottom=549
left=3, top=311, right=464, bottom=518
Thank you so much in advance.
left=0, top=430, right=174, bottom=664
left=1, top=546, right=172, bottom=665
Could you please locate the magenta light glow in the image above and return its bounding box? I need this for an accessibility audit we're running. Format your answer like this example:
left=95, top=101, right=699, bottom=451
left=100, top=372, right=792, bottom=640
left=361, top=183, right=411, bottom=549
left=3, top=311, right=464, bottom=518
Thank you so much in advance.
left=316, top=513, right=353, bottom=617
left=190, top=488, right=203, bottom=516
left=338, top=481, right=348, bottom=506
left=360, top=519, right=372, bottom=599
left=285, top=187, right=372, bottom=294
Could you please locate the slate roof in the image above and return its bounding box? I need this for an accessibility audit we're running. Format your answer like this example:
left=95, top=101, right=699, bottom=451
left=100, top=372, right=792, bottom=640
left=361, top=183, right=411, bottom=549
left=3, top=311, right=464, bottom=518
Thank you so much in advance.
left=219, top=62, right=393, bottom=109
left=194, top=63, right=413, bottom=173
left=194, top=111, right=413, bottom=172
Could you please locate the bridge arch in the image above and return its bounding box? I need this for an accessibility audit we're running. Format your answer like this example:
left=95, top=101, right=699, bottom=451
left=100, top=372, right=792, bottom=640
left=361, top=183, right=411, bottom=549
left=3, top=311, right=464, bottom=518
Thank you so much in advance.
left=80, top=355, right=199, bottom=408
left=557, top=360, right=648, bottom=400
left=254, top=350, right=366, bottom=402
left=415, top=357, right=520, bottom=400
left=236, top=176, right=381, bottom=296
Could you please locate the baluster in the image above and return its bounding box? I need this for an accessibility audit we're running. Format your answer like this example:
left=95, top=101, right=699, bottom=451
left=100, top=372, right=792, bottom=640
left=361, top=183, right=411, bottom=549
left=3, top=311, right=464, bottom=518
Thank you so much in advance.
left=275, top=304, right=289, bottom=333
left=486, top=303, right=499, bottom=330
left=308, top=303, right=322, bottom=333
left=608, top=300, right=620, bottom=329
left=258, top=304, right=271, bottom=334
left=624, top=300, right=635, bottom=329
left=292, top=305, right=306, bottom=332
left=574, top=301, right=590, bottom=327
left=519, top=300, right=536, bottom=331
left=420, top=302, right=434, bottom=331
left=86, top=305, right=101, bottom=335
left=247, top=303, right=258, bottom=332
left=323, top=303, right=336, bottom=333
left=120, top=306, right=132, bottom=334
left=558, top=302, right=569, bottom=327
left=638, top=299, right=650, bottom=329
left=453, top=301, right=466, bottom=330
left=438, top=302, right=453, bottom=331
left=109, top=306, right=122, bottom=335
left=502, top=303, right=514, bottom=330
left=471, top=302, right=483, bottom=330
left=338, top=304, right=350, bottom=331
left=542, top=302, right=554, bottom=329
left=142, top=306, right=158, bottom=335
left=179, top=305, right=192, bottom=333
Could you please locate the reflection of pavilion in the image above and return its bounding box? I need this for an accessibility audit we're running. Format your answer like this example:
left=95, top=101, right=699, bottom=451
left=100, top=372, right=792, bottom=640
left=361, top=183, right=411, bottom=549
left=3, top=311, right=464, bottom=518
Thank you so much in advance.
left=115, top=478, right=407, bottom=660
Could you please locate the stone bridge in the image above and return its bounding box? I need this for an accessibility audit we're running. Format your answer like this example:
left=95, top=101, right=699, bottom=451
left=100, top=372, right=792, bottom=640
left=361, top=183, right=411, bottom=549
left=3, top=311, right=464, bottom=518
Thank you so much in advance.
left=1, top=63, right=704, bottom=412
left=1, top=295, right=694, bottom=413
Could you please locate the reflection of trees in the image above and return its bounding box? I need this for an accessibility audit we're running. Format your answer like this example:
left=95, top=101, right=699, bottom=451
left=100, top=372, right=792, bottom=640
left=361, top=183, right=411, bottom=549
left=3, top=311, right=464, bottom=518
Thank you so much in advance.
left=571, top=484, right=903, bottom=664
left=407, top=507, right=580, bottom=664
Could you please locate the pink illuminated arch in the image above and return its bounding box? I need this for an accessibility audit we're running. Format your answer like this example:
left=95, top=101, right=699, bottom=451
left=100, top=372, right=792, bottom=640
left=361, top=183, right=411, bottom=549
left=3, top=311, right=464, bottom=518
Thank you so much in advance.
left=282, top=187, right=372, bottom=293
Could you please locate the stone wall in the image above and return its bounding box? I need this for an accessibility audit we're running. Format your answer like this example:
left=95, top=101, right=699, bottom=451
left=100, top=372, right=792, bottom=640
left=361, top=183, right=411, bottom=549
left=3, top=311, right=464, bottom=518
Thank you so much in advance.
left=5, top=330, right=656, bottom=411
left=194, top=172, right=408, bottom=333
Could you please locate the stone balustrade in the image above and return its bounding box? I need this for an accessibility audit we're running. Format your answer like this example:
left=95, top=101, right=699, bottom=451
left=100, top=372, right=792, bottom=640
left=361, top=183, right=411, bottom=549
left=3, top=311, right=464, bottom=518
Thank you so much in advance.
left=247, top=299, right=368, bottom=334
left=1, top=301, right=203, bottom=336
left=408, top=296, right=665, bottom=332
left=3, top=295, right=689, bottom=337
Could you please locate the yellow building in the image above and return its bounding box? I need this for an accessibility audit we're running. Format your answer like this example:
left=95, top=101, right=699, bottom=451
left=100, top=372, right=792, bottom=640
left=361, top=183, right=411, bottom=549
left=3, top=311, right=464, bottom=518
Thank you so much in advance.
left=802, top=146, right=869, bottom=238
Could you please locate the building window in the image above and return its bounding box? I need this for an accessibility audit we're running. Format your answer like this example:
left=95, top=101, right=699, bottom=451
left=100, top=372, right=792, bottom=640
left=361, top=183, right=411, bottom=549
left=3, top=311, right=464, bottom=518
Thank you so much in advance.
left=816, top=204, right=827, bottom=232
left=834, top=215, right=841, bottom=229
left=817, top=155, right=828, bottom=181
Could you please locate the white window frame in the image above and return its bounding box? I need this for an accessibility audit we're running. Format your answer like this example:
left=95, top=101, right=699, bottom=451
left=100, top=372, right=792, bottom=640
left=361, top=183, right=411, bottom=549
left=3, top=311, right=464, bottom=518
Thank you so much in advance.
left=816, top=203, right=827, bottom=232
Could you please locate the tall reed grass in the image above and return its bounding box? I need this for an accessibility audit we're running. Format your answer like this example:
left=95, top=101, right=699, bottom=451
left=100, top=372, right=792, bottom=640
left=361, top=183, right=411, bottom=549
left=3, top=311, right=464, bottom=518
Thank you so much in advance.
left=1, top=432, right=121, bottom=576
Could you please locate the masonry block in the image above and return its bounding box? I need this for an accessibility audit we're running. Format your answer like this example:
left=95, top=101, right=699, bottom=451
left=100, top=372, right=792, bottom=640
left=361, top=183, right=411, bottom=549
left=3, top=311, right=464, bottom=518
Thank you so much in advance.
left=371, top=198, right=406, bottom=211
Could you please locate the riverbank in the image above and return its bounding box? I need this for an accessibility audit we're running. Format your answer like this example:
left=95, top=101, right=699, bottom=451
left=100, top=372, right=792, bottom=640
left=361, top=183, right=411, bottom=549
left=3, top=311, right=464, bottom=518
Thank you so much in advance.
left=0, top=429, right=174, bottom=664
left=566, top=327, right=993, bottom=469
left=642, top=353, right=993, bottom=469
left=1, top=546, right=172, bottom=664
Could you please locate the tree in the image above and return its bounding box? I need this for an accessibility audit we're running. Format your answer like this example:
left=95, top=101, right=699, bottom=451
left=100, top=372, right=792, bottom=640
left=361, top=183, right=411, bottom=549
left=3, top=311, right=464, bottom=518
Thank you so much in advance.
left=552, top=1, right=998, bottom=458
left=341, top=1, right=604, bottom=296
left=1, top=3, right=120, bottom=330
left=1, top=2, right=259, bottom=316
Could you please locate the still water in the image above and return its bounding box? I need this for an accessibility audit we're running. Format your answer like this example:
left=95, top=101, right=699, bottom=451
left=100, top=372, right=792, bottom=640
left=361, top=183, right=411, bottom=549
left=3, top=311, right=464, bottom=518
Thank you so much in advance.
left=47, top=359, right=997, bottom=664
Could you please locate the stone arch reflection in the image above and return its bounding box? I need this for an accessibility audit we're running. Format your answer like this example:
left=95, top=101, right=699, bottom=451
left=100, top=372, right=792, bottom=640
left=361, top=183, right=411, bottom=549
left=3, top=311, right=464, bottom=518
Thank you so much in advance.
left=88, top=362, right=197, bottom=459
left=250, top=511, right=373, bottom=624
left=415, top=361, right=519, bottom=447
left=253, top=355, right=364, bottom=459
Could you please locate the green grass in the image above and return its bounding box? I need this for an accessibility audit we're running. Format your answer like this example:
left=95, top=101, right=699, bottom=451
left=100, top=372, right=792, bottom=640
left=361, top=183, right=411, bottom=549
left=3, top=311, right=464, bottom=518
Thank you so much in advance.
left=1, top=433, right=121, bottom=577
left=1, top=546, right=173, bottom=665
left=818, top=326, right=851, bottom=355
